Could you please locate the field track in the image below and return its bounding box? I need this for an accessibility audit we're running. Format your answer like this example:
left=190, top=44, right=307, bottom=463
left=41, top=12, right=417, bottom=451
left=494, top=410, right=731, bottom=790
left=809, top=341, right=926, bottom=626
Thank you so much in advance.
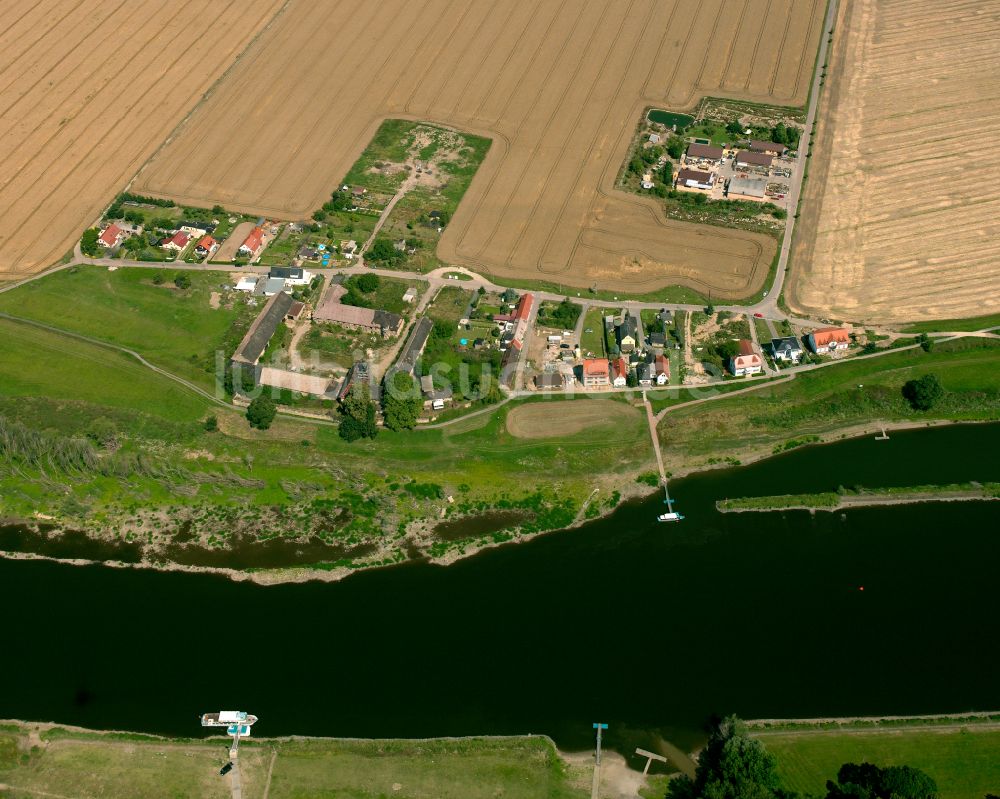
left=789, top=0, right=1000, bottom=323
left=129, top=0, right=825, bottom=298
left=0, top=0, right=286, bottom=282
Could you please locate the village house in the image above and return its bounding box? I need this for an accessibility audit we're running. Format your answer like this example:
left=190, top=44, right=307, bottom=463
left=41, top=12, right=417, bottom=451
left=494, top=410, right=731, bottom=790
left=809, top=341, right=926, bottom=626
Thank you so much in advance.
left=770, top=336, right=803, bottom=363
left=654, top=354, right=670, bottom=385
left=617, top=312, right=638, bottom=352
left=748, top=140, right=788, bottom=156
left=97, top=223, right=123, bottom=249
left=179, top=224, right=207, bottom=238
left=238, top=227, right=265, bottom=260
left=581, top=358, right=610, bottom=387
left=807, top=326, right=851, bottom=354
left=675, top=168, right=714, bottom=191
left=730, top=339, right=763, bottom=376
left=269, top=266, right=312, bottom=286
left=340, top=240, right=358, bottom=259
left=685, top=143, right=724, bottom=162
left=194, top=235, right=217, bottom=257
left=161, top=231, right=190, bottom=252
left=611, top=356, right=629, bottom=387
left=735, top=150, right=773, bottom=170
left=727, top=176, right=768, bottom=202
left=636, top=362, right=652, bottom=387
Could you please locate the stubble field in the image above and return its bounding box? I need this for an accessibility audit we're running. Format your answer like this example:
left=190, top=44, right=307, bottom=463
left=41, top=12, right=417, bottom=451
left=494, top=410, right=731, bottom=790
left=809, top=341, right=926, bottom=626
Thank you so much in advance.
left=0, top=0, right=286, bottom=282
left=788, top=0, right=1000, bottom=323
left=133, top=0, right=826, bottom=298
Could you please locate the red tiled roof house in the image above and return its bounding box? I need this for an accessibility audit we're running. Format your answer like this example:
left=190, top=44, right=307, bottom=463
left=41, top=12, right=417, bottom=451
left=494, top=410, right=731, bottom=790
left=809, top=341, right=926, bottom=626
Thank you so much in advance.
left=194, top=235, right=217, bottom=257
left=807, top=327, right=851, bottom=354
left=97, top=224, right=123, bottom=248
left=581, top=358, right=610, bottom=387
left=611, top=356, right=629, bottom=387
left=653, top=354, right=670, bottom=385
left=161, top=231, right=190, bottom=252
left=238, top=227, right=265, bottom=260
left=729, top=339, right=762, bottom=376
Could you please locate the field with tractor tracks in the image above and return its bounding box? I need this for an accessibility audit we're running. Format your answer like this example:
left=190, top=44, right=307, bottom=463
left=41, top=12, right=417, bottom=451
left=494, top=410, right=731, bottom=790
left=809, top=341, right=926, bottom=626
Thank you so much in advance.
left=133, top=0, right=826, bottom=298
left=0, top=0, right=286, bottom=281
left=788, top=0, right=1000, bottom=324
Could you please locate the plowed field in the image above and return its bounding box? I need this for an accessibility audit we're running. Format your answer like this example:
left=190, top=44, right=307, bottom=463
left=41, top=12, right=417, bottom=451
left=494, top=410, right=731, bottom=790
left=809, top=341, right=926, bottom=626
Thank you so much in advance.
left=0, top=0, right=285, bottom=281
left=788, top=0, right=1000, bottom=323
left=132, top=0, right=826, bottom=298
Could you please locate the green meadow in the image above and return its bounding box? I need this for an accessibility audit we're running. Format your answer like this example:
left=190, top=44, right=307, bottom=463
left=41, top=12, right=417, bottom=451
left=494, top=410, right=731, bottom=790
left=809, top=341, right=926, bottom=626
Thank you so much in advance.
left=758, top=723, right=1000, bottom=799
left=0, top=266, right=254, bottom=390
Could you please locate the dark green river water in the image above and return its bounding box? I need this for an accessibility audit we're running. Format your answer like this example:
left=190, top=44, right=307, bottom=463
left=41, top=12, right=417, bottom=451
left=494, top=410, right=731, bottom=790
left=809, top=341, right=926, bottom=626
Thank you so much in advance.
left=2, top=423, right=998, bottom=755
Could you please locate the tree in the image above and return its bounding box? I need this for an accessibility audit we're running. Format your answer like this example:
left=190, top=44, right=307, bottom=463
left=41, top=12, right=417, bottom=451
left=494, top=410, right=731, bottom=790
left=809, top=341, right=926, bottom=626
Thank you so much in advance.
left=356, top=272, right=380, bottom=293
left=825, top=762, right=937, bottom=799
left=80, top=228, right=101, bottom=257
left=367, top=238, right=401, bottom=263
left=382, top=372, right=422, bottom=431
left=918, top=332, right=934, bottom=352
left=666, top=136, right=685, bottom=159
left=211, top=204, right=225, bottom=215
left=246, top=396, right=276, bottom=430
left=726, top=118, right=744, bottom=136
left=203, top=415, right=218, bottom=432
left=174, top=272, right=191, bottom=289
left=431, top=319, right=454, bottom=340
left=667, top=716, right=782, bottom=799
left=339, top=384, right=378, bottom=441
left=501, top=288, right=518, bottom=303
left=152, top=271, right=165, bottom=285
left=662, top=161, right=674, bottom=184
left=902, top=374, right=944, bottom=410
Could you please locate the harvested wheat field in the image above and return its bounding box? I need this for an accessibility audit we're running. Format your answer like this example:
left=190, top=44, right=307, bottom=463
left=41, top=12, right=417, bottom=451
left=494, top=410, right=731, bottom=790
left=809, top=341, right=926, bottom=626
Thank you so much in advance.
left=789, top=0, right=1000, bottom=323
left=0, top=0, right=285, bottom=281
left=506, top=399, right=640, bottom=439
left=134, top=0, right=826, bottom=298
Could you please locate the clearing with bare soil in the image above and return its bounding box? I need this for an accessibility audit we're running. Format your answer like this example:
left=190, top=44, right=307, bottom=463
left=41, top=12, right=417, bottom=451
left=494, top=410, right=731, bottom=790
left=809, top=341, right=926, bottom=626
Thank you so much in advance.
left=507, top=398, right=639, bottom=438
left=133, top=0, right=825, bottom=298
left=0, top=0, right=286, bottom=281
left=788, top=0, right=1000, bottom=324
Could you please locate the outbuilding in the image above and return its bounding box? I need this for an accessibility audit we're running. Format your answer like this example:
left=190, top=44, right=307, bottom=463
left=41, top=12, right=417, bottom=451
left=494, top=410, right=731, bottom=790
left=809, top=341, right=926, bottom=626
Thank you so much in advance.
left=735, top=150, right=773, bottom=169
left=675, top=168, right=714, bottom=191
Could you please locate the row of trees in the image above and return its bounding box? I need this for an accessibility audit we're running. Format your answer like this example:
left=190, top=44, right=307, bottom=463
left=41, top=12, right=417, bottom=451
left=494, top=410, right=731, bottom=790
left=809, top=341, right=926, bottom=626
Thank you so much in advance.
left=667, top=716, right=939, bottom=799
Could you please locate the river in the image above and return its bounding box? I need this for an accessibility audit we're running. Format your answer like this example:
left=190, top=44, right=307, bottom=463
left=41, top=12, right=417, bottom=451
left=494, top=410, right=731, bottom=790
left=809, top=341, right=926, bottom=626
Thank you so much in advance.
left=2, top=423, right=999, bottom=756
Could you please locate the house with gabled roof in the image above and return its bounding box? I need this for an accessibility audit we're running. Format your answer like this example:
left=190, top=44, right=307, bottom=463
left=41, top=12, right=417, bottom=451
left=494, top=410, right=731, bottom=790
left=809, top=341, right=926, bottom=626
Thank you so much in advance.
left=653, top=354, right=670, bottom=385
left=161, top=231, right=190, bottom=252
left=611, top=356, right=629, bottom=387
left=194, top=235, right=217, bottom=257
left=729, top=339, right=762, bottom=376
left=238, top=227, right=265, bottom=260
left=97, top=224, right=123, bottom=248
left=617, top=312, right=638, bottom=352
left=807, top=327, right=851, bottom=354
left=581, top=358, right=610, bottom=387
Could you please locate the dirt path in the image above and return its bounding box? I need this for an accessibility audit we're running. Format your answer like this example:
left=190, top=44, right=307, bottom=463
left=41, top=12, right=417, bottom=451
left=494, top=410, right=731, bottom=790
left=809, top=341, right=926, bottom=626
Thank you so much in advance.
left=261, top=749, right=278, bottom=799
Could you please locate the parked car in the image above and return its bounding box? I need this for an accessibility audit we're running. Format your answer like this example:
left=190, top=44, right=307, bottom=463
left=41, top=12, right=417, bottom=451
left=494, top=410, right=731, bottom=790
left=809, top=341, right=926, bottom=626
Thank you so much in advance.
left=220, top=762, right=233, bottom=776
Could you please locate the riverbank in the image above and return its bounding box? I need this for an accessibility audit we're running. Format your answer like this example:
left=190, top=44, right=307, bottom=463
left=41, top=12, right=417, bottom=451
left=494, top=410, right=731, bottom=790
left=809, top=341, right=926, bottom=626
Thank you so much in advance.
left=0, top=418, right=995, bottom=585
left=0, top=721, right=596, bottom=799
left=717, top=481, right=1000, bottom=513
